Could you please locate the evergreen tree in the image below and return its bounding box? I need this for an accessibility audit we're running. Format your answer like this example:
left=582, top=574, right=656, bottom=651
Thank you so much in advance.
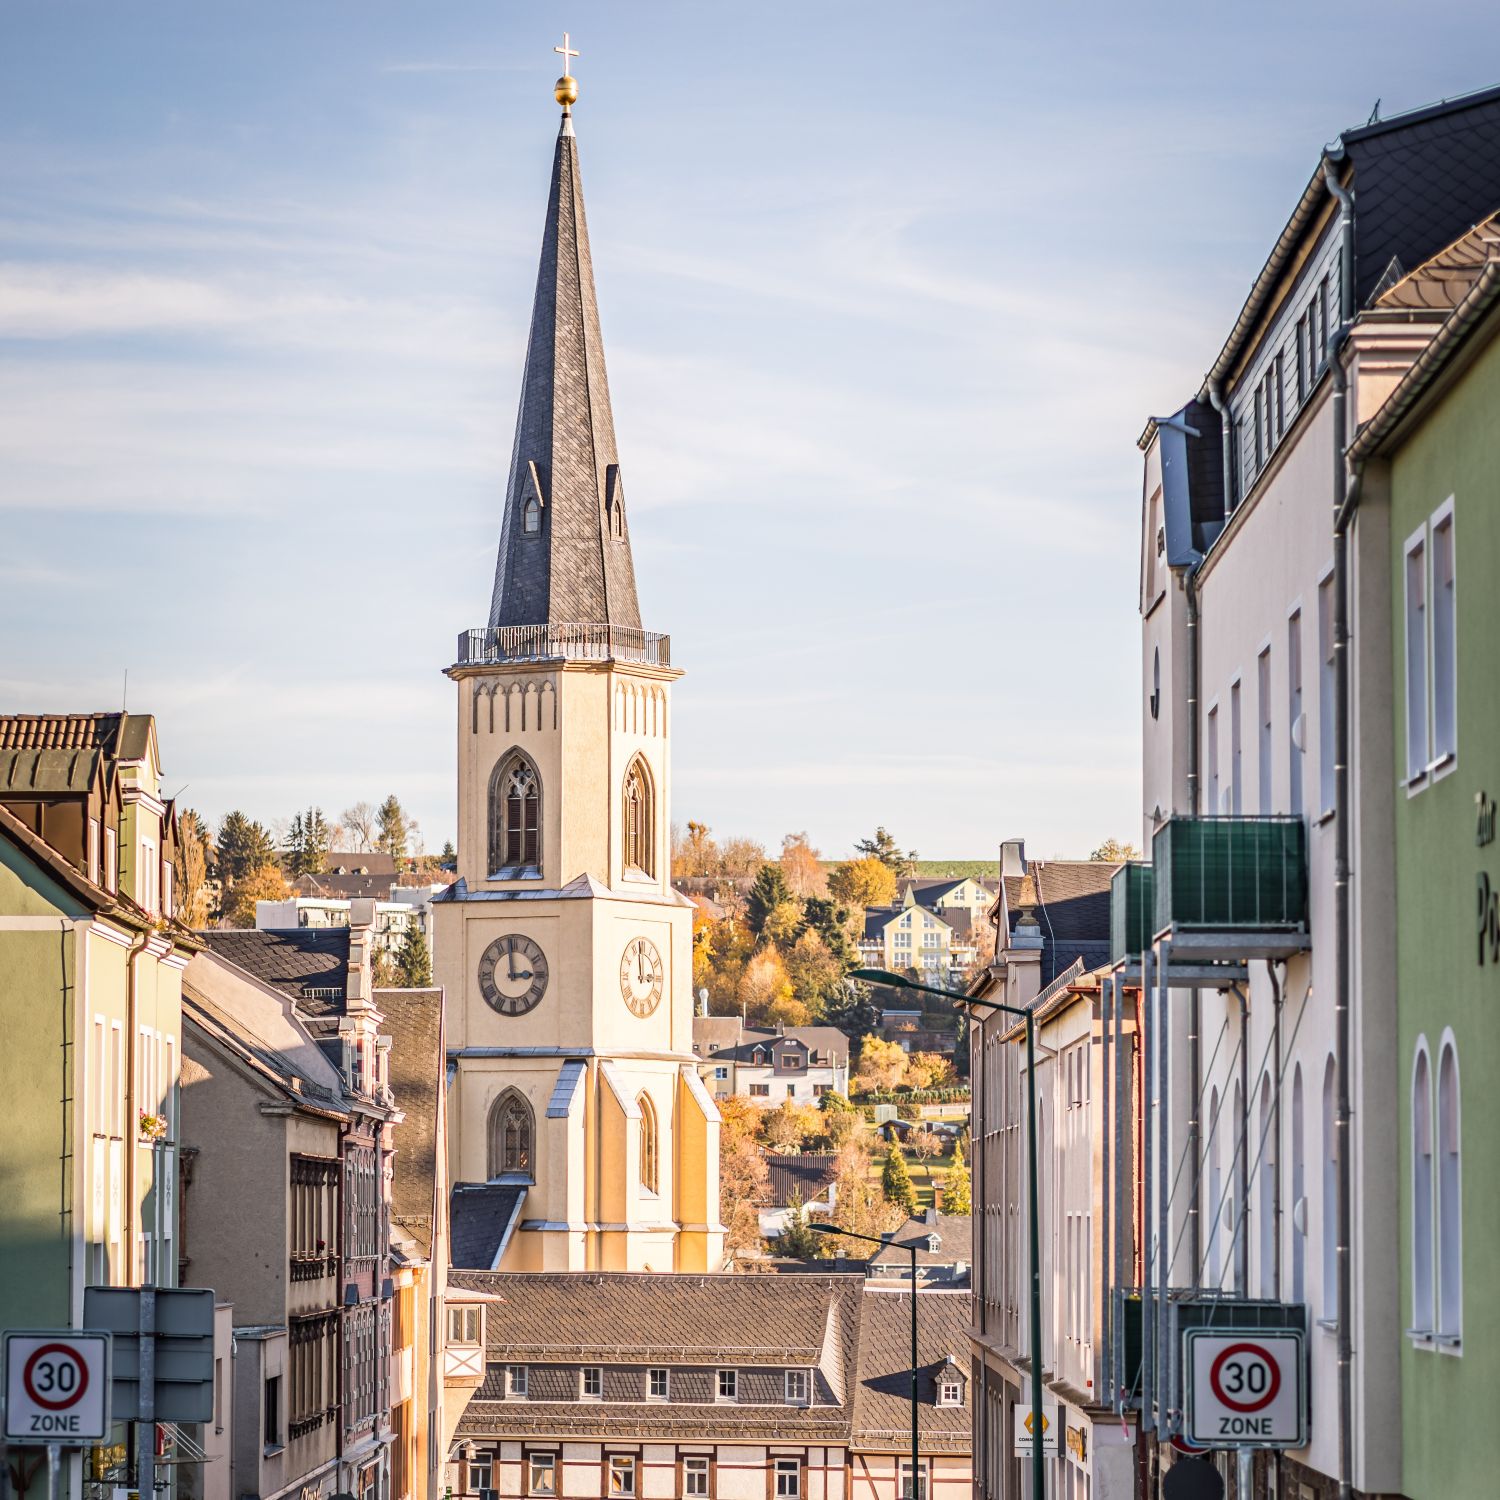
left=854, top=826, right=918, bottom=877
left=394, top=921, right=433, bottom=987
left=775, top=1198, right=824, bottom=1259
left=942, top=1141, right=972, bottom=1215
left=745, top=862, right=794, bottom=939
left=827, top=982, right=882, bottom=1045
left=439, top=840, right=457, bottom=868
left=284, top=806, right=331, bottom=877
left=881, top=1142, right=918, bottom=1218
left=803, top=896, right=857, bottom=966
left=376, top=794, right=411, bottom=865
left=216, top=810, right=277, bottom=888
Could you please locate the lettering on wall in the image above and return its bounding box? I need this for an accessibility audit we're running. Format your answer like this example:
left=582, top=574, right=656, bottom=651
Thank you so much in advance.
left=1477, top=791, right=1498, bottom=967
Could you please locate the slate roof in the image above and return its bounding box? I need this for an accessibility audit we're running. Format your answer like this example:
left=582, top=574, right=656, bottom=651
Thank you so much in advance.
left=0, top=747, right=108, bottom=798
left=450, top=1183, right=528, bottom=1270
left=199, top=928, right=351, bottom=1014
left=866, top=1213, right=972, bottom=1270
left=692, top=1019, right=848, bottom=1066
left=380, top=988, right=444, bottom=1259
left=851, top=1289, right=971, bottom=1451
left=1375, top=210, right=1500, bottom=311
left=487, top=112, right=642, bottom=632
left=764, top=1153, right=840, bottom=1209
left=1003, top=860, right=1114, bottom=987
left=451, top=1272, right=865, bottom=1442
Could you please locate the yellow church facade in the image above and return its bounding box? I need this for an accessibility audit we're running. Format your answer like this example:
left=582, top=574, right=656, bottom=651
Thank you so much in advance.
left=433, top=77, right=722, bottom=1276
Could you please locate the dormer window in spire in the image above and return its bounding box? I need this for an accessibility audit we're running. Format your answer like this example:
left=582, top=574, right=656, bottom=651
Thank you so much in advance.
left=489, top=750, right=541, bottom=877
left=605, top=464, right=626, bottom=541
left=523, top=497, right=541, bottom=536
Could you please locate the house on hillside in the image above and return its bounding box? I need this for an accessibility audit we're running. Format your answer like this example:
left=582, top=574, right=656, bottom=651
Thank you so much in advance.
left=691, top=1017, right=849, bottom=1104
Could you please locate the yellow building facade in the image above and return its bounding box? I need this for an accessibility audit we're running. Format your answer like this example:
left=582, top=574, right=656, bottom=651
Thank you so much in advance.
left=433, top=84, right=722, bottom=1275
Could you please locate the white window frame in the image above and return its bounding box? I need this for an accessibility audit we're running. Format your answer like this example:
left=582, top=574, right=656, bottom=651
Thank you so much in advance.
left=1287, top=605, right=1304, bottom=818
left=774, top=1458, right=801, bottom=1498
left=1430, top=500, right=1457, bottom=768
left=104, top=826, right=117, bottom=894
left=1317, top=567, right=1336, bottom=816
left=505, top=1364, right=528, bottom=1400
left=607, top=1455, right=636, bottom=1496
left=646, top=1367, right=669, bottom=1401
left=1436, top=1029, right=1462, bottom=1349
left=1404, top=522, right=1430, bottom=786
left=683, top=1456, right=710, bottom=1497
left=1257, top=644, right=1274, bottom=813
left=527, top=1451, right=557, bottom=1497
left=1206, top=702, right=1221, bottom=813
left=580, top=1366, right=603, bottom=1400
left=716, top=1368, right=737, bottom=1402
left=899, top=1459, right=930, bottom=1500
left=937, top=1377, right=963, bottom=1407
left=447, top=1305, right=481, bottom=1345
left=1229, top=678, right=1243, bottom=815
left=1409, top=1036, right=1435, bottom=1343
left=784, top=1368, right=810, bottom=1405
left=1321, top=1057, right=1338, bottom=1326
left=468, top=1456, right=493, bottom=1495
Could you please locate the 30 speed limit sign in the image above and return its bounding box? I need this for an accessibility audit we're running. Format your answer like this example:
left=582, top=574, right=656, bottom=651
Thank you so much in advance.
left=3, top=1331, right=112, bottom=1444
left=1184, top=1329, right=1306, bottom=1448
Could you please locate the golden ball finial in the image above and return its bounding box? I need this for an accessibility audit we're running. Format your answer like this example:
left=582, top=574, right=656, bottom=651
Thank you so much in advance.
left=554, top=74, right=578, bottom=108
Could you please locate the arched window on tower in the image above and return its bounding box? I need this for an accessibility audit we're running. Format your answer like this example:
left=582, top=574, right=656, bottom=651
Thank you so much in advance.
left=623, top=757, right=655, bottom=877
left=1436, top=1033, right=1461, bottom=1344
left=487, top=1089, right=534, bottom=1181
left=489, top=751, right=541, bottom=876
left=638, top=1093, right=658, bottom=1195
left=522, top=496, right=541, bottom=535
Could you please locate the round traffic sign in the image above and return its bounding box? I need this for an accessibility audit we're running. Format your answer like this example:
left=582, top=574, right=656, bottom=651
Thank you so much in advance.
left=22, top=1344, right=90, bottom=1412
left=1208, top=1342, right=1281, bottom=1414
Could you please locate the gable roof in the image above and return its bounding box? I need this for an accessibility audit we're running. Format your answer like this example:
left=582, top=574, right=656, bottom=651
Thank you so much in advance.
left=852, top=1289, right=971, bottom=1451
left=199, top=928, right=351, bottom=1014
left=0, top=712, right=155, bottom=763
left=866, top=1212, right=972, bottom=1269
left=450, top=1182, right=528, bottom=1270
left=1002, top=859, right=1114, bottom=986
left=764, top=1152, right=840, bottom=1208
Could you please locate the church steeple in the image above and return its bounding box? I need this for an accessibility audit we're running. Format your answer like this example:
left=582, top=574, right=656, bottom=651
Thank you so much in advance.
left=488, top=72, right=642, bottom=632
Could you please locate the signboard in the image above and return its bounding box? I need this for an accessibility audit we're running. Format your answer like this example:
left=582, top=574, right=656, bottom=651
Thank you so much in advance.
left=1013, top=1404, right=1061, bottom=1458
left=83, top=1286, right=215, bottom=1424
left=1184, top=1329, right=1307, bottom=1448
left=3, top=1332, right=112, bottom=1445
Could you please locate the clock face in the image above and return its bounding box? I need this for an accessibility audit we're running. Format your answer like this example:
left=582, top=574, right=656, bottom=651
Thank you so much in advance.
left=477, top=934, right=549, bottom=1016
left=619, top=936, right=664, bottom=1018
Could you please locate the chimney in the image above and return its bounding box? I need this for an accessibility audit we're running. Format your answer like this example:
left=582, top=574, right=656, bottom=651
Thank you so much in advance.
left=925, top=1206, right=938, bottom=1227
left=347, top=899, right=376, bottom=1011
left=999, top=839, right=1027, bottom=879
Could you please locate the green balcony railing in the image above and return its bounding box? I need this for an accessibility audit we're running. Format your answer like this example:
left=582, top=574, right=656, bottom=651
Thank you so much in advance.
left=1109, top=862, right=1156, bottom=962
left=1152, top=816, right=1308, bottom=934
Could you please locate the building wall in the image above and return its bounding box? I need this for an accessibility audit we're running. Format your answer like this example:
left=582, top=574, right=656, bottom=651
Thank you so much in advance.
left=1387, top=325, right=1500, bottom=1499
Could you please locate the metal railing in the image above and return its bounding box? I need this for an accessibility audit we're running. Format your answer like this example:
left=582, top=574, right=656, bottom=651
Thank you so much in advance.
left=457, top=623, right=671, bottom=667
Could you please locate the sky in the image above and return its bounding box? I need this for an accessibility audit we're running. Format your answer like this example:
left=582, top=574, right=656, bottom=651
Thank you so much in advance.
left=1, top=2, right=1495, bottom=862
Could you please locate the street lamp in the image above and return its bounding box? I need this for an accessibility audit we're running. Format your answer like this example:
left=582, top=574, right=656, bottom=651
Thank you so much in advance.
left=810, top=1222, right=923, bottom=1499
left=849, top=967, right=1046, bottom=1500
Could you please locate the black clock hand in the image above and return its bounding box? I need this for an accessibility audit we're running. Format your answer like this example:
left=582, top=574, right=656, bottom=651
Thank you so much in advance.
left=637, top=947, right=647, bottom=985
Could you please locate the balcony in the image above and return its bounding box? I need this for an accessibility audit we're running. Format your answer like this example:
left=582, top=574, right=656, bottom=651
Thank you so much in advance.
left=1151, top=816, right=1310, bottom=961
left=1109, top=862, right=1156, bottom=963
left=456, top=623, right=671, bottom=668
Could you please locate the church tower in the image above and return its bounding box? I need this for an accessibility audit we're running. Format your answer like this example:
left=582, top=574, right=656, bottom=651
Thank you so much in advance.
left=433, top=57, right=723, bottom=1274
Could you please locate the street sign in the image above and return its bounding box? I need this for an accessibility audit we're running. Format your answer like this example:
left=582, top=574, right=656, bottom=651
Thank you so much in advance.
left=3, top=1332, right=112, bottom=1445
left=82, top=1286, right=215, bottom=1424
left=1184, top=1329, right=1307, bottom=1448
left=1013, top=1404, right=1062, bottom=1458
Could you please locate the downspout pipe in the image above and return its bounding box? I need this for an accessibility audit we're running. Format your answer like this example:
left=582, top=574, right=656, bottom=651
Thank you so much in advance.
left=1324, top=149, right=1357, bottom=1500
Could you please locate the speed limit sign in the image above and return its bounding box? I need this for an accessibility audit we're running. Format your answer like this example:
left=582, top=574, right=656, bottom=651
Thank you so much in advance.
left=3, top=1331, right=112, bottom=1444
left=1183, top=1329, right=1306, bottom=1448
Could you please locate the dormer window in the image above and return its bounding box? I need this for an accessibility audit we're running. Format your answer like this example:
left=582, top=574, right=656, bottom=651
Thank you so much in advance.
left=927, top=1234, right=941, bottom=1254
left=522, top=496, right=541, bottom=535
left=937, top=1378, right=963, bottom=1407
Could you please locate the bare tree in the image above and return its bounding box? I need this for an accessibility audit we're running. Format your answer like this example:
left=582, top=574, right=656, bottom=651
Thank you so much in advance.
left=342, top=802, right=377, bottom=851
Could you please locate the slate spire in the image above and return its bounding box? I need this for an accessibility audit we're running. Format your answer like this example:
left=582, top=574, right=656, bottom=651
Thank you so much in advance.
left=488, top=101, right=642, bottom=632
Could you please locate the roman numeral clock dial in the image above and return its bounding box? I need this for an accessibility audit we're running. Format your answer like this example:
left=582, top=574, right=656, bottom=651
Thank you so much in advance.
left=477, top=934, right=549, bottom=1016
left=619, top=936, right=664, bottom=1018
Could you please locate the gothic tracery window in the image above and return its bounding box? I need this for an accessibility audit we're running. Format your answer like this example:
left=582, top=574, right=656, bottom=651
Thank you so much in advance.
left=487, top=1089, right=534, bottom=1181
left=623, top=757, right=654, bottom=876
left=638, top=1093, right=658, bottom=1195
left=489, top=751, right=540, bottom=875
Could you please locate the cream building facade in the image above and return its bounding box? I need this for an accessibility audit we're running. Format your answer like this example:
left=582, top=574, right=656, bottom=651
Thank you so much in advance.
left=432, top=76, right=722, bottom=1276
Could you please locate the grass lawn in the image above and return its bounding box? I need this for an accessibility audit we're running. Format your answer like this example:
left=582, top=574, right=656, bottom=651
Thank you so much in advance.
left=869, top=1139, right=960, bottom=1213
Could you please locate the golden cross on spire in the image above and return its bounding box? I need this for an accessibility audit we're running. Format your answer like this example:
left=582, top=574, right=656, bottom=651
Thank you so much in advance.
left=553, top=31, right=579, bottom=110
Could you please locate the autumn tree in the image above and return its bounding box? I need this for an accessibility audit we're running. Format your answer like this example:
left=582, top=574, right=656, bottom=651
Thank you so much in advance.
left=779, top=832, right=828, bottom=898
left=784, top=929, right=842, bottom=1018
left=818, top=1091, right=866, bottom=1149
left=824, top=1135, right=901, bottom=1254
left=942, top=1141, right=972, bottom=1215
left=880, top=1143, right=918, bottom=1217
left=1090, top=838, right=1140, bottom=863
left=854, top=1035, right=908, bottom=1095
left=905, top=1051, right=955, bottom=1091
left=172, top=809, right=213, bottom=927
left=854, top=827, right=918, bottom=877
left=775, top=1198, right=824, bottom=1259
left=828, top=856, right=898, bottom=911
left=738, top=949, right=796, bottom=1025
left=673, top=820, right=720, bottom=878
left=696, top=914, right=755, bottom=1012
left=284, top=806, right=331, bottom=877
left=762, top=1099, right=822, bottom=1153
left=746, top=863, right=794, bottom=939
left=394, top=921, right=433, bottom=987
left=719, top=836, right=767, bottom=880
left=763, top=991, right=811, bottom=1028
left=718, top=1095, right=770, bottom=1261
left=222, top=863, right=290, bottom=928
left=908, top=1127, right=944, bottom=1165
left=342, top=801, right=377, bottom=851
left=216, top=811, right=277, bottom=888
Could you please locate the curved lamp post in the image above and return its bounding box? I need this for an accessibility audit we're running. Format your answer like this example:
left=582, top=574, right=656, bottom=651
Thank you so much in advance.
left=849, top=967, right=1046, bottom=1500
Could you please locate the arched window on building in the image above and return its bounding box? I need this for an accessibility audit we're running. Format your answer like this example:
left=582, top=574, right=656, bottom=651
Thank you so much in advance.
left=1207, top=1085, right=1222, bottom=1288
left=1411, top=1038, right=1434, bottom=1337
left=1259, top=1077, right=1275, bottom=1299
left=522, top=495, right=541, bottom=535
left=1232, top=1078, right=1245, bottom=1292
left=638, top=1093, right=658, bottom=1195
left=1291, top=1064, right=1306, bottom=1306
left=487, top=1089, right=534, bottom=1181
left=489, top=751, right=541, bottom=876
left=1437, top=1033, right=1461, bottom=1343
left=1322, top=1056, right=1338, bottom=1320
left=623, top=757, right=654, bottom=877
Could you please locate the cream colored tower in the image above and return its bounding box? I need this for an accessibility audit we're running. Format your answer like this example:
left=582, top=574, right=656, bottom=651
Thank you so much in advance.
left=433, top=72, right=723, bottom=1274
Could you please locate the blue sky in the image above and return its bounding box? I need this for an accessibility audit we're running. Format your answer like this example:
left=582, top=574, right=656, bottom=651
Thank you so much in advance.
left=1, top=2, right=1494, bottom=860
